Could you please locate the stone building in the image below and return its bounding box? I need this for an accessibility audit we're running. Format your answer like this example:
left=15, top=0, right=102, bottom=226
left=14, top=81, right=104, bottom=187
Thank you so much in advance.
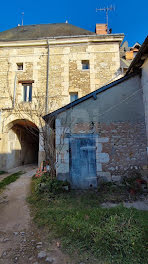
left=120, top=41, right=141, bottom=74
left=0, top=23, right=124, bottom=170
left=43, top=36, right=148, bottom=189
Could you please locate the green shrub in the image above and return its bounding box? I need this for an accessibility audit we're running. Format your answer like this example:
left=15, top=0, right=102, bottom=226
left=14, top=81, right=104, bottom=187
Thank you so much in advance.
left=98, top=182, right=116, bottom=192
left=122, top=169, right=145, bottom=193
left=35, top=173, right=70, bottom=194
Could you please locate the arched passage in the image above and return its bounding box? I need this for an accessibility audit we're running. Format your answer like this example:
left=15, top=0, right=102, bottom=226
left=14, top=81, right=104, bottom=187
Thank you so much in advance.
left=6, top=119, right=39, bottom=169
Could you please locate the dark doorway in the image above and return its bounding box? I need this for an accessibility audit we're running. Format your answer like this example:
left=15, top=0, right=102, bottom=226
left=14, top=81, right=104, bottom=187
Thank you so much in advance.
left=7, top=119, right=39, bottom=168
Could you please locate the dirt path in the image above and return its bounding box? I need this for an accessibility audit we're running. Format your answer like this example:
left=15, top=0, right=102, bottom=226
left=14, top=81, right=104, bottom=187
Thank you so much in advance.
left=0, top=166, right=73, bottom=264
left=0, top=164, right=37, bottom=182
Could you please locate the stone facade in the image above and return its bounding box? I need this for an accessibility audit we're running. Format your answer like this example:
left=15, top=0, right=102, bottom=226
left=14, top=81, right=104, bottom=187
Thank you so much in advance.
left=0, top=34, right=123, bottom=170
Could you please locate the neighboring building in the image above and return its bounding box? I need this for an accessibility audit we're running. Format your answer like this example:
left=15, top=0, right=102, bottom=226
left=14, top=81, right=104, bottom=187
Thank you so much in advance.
left=43, top=36, right=148, bottom=189
left=126, top=36, right=148, bottom=148
left=0, top=23, right=124, bottom=170
left=120, top=41, right=141, bottom=74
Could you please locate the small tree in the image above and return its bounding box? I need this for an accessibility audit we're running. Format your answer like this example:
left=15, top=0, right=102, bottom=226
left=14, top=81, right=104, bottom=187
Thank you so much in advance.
left=5, top=86, right=69, bottom=179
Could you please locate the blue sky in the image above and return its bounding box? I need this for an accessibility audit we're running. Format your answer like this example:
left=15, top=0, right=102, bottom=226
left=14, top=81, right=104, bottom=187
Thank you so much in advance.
left=0, top=0, right=147, bottom=46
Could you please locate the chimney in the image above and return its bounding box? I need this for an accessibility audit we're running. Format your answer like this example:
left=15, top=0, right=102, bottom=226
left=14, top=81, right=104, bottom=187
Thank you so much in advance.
left=96, top=24, right=107, bottom=35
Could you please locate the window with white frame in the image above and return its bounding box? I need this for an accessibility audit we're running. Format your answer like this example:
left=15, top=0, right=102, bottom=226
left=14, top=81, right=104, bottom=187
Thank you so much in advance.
left=23, top=84, right=32, bottom=102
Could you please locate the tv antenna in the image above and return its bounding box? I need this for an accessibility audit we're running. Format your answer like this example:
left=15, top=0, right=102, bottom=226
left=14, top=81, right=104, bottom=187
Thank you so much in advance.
left=21, top=12, right=24, bottom=26
left=96, top=5, right=115, bottom=33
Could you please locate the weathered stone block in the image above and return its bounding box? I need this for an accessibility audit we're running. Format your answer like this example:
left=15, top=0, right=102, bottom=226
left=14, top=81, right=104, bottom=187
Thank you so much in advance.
left=97, top=137, right=109, bottom=143
left=96, top=163, right=102, bottom=172
left=96, top=153, right=109, bottom=163
left=96, top=143, right=102, bottom=153
left=98, top=172, right=111, bottom=182
left=111, top=175, right=122, bottom=182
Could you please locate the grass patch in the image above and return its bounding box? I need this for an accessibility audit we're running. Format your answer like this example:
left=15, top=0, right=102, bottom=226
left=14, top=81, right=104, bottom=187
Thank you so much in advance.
left=0, top=171, right=23, bottom=191
left=29, top=177, right=148, bottom=264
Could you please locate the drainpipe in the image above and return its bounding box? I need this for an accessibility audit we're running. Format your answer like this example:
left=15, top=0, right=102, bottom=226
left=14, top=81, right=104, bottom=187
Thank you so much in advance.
left=45, top=39, right=50, bottom=114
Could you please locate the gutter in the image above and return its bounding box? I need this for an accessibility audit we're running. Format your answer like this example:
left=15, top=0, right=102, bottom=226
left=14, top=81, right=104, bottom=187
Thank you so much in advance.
left=0, top=33, right=125, bottom=42
left=36, top=33, right=124, bottom=41
left=0, top=34, right=125, bottom=48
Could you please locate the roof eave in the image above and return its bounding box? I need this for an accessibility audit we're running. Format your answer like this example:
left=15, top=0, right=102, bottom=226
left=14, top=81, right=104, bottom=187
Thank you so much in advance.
left=0, top=33, right=124, bottom=43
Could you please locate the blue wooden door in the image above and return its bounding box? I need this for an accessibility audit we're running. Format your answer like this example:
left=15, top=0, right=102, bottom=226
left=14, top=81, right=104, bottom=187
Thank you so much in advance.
left=70, top=136, right=97, bottom=189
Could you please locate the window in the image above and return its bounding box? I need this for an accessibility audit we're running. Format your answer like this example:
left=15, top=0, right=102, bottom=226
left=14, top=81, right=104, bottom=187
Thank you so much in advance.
left=82, top=60, right=90, bottom=70
left=70, top=92, right=78, bottom=102
left=17, top=63, right=23, bottom=71
left=23, top=84, right=32, bottom=102
left=133, top=51, right=138, bottom=58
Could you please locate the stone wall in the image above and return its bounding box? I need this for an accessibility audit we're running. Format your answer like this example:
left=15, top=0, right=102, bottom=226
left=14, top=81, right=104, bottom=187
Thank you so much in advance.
left=53, top=74, right=148, bottom=185
left=0, top=36, right=122, bottom=170
left=55, top=120, right=147, bottom=184
left=73, top=121, right=147, bottom=182
left=0, top=40, right=121, bottom=112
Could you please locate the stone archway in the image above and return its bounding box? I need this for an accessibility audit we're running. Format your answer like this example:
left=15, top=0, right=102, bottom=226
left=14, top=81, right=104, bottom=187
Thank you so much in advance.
left=6, top=119, right=39, bottom=169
